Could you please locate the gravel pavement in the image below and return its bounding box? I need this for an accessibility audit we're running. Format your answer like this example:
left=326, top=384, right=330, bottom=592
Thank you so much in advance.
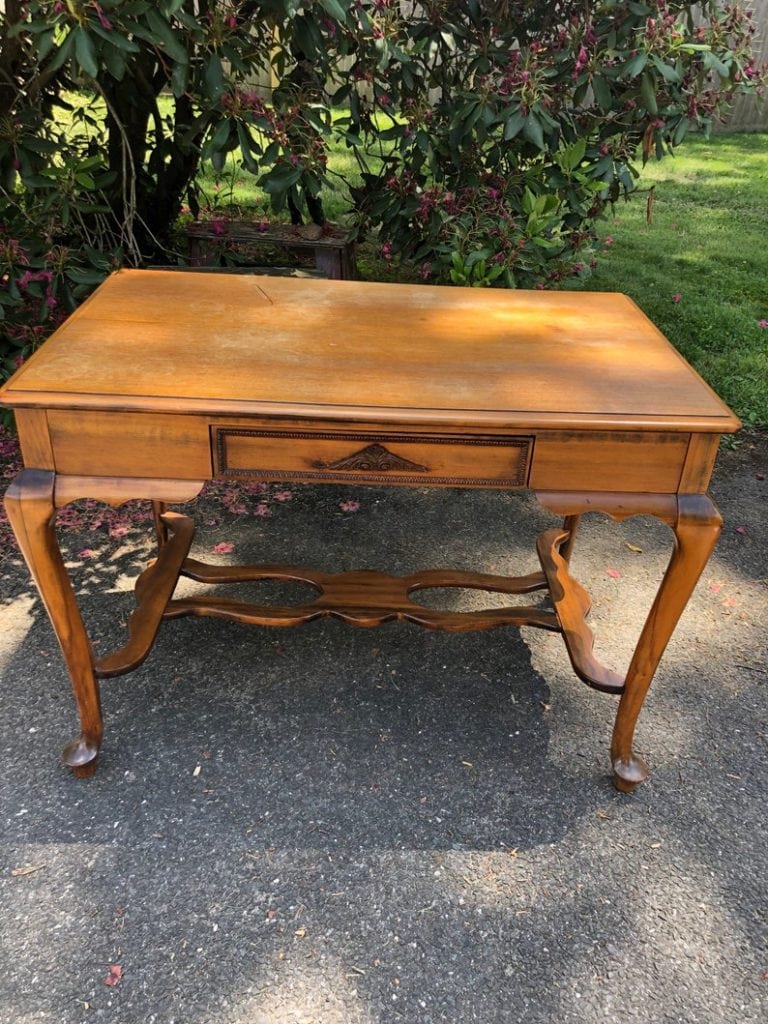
left=0, top=434, right=765, bottom=1024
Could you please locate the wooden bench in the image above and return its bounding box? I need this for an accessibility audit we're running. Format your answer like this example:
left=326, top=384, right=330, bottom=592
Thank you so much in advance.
left=185, top=221, right=357, bottom=280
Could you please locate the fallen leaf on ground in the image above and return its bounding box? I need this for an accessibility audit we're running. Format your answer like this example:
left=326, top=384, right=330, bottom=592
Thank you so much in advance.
left=625, top=542, right=643, bottom=553
left=11, top=864, right=45, bottom=877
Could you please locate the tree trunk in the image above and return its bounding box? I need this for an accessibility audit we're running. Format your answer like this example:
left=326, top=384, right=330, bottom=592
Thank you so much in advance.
left=100, top=53, right=206, bottom=262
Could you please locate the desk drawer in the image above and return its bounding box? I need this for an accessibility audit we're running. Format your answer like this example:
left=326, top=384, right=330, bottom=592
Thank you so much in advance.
left=213, top=427, right=532, bottom=488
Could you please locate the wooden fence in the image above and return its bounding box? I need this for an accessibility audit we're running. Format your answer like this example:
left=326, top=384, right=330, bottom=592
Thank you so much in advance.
left=714, top=0, right=768, bottom=130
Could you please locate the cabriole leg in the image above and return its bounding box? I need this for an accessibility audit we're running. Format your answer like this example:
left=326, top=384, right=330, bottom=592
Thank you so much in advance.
left=5, top=470, right=103, bottom=777
left=611, top=494, right=722, bottom=792
left=152, top=500, right=169, bottom=548
left=558, top=514, right=580, bottom=565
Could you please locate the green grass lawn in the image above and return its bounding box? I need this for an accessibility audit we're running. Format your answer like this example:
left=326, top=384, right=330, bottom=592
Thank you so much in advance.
left=573, top=134, right=768, bottom=429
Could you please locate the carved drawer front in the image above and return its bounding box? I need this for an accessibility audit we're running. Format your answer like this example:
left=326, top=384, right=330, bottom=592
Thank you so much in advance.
left=213, top=428, right=533, bottom=488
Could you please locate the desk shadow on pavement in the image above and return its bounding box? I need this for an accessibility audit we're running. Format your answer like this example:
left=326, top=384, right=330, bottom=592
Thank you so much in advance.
left=0, top=600, right=603, bottom=853
left=1, top=484, right=607, bottom=853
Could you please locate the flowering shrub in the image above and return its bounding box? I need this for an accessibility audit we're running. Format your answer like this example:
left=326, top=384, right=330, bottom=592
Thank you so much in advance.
left=341, top=1, right=767, bottom=286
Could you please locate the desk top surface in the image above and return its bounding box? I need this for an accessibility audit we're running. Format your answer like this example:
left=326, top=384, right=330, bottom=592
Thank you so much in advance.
left=0, top=269, right=739, bottom=432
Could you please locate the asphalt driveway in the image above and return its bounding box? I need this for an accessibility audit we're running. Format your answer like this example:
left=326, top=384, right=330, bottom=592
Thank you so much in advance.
left=0, top=434, right=765, bottom=1024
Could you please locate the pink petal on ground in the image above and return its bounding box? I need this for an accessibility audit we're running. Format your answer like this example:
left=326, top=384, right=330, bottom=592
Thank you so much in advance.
left=212, top=541, right=235, bottom=554
left=103, top=964, right=122, bottom=987
left=339, top=500, right=361, bottom=513
left=606, top=568, right=622, bottom=579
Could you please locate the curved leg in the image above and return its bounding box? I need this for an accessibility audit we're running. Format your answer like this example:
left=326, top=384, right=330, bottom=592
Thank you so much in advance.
left=558, top=514, right=580, bottom=565
left=152, top=500, right=169, bottom=548
left=5, top=470, right=102, bottom=776
left=611, top=494, right=722, bottom=792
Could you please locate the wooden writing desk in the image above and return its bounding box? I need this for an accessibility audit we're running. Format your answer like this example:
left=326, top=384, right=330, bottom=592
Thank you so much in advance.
left=0, top=270, right=739, bottom=790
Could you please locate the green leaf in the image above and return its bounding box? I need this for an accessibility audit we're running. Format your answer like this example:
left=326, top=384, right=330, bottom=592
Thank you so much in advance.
left=592, top=75, right=611, bottom=110
left=319, top=0, right=348, bottom=24
left=260, top=163, right=303, bottom=194
left=91, top=25, right=140, bottom=52
left=522, top=114, right=545, bottom=151
left=621, top=52, right=648, bottom=79
left=640, top=72, right=658, bottom=115
left=573, top=80, right=590, bottom=106
left=36, top=30, right=56, bottom=62
left=66, top=267, right=108, bottom=286
left=651, top=55, right=681, bottom=83
left=145, top=8, right=189, bottom=64
left=504, top=108, right=526, bottom=141
left=101, top=43, right=127, bottom=81
left=210, top=118, right=232, bottom=150
left=171, top=59, right=188, bottom=97
left=466, top=248, right=491, bottom=269
left=73, top=28, right=98, bottom=78
left=672, top=117, right=689, bottom=146
left=204, top=55, right=225, bottom=98
left=702, top=50, right=730, bottom=78
left=22, top=137, right=59, bottom=155
left=236, top=123, right=260, bottom=174
left=558, top=138, right=586, bottom=173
